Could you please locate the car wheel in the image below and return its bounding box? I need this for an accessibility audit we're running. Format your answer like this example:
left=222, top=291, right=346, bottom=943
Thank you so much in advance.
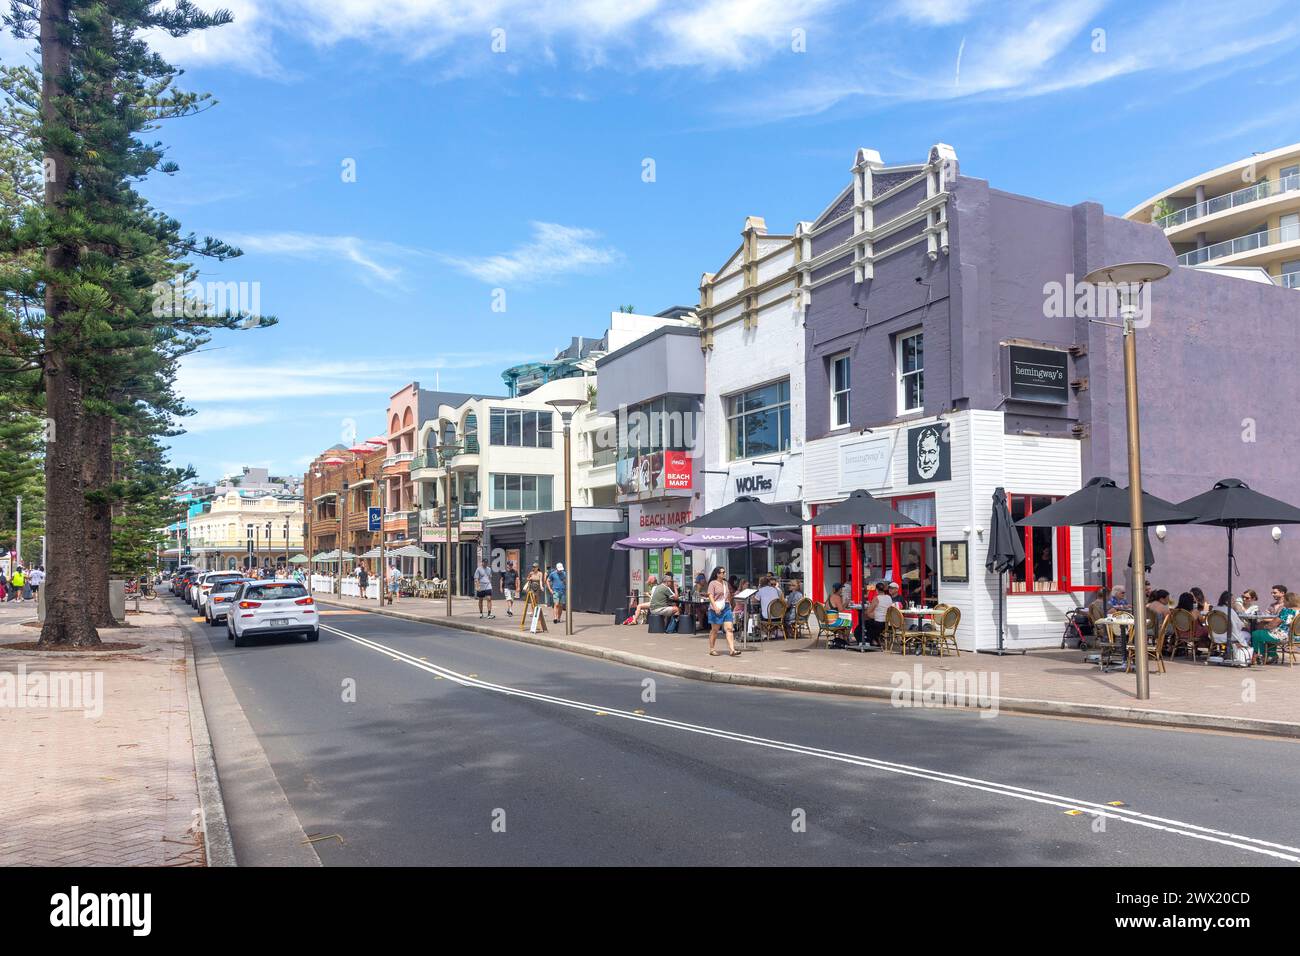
left=306, top=629, right=319, bottom=642
left=234, top=632, right=246, bottom=648
left=226, top=622, right=234, bottom=641
left=208, top=613, right=220, bottom=627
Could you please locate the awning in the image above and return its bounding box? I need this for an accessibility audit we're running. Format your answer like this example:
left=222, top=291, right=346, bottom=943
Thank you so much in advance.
left=288, top=554, right=310, bottom=563
left=312, top=492, right=338, bottom=503
left=349, top=479, right=374, bottom=490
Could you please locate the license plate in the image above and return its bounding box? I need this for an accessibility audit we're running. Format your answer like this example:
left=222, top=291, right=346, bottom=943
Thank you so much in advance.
left=270, top=618, right=291, bottom=627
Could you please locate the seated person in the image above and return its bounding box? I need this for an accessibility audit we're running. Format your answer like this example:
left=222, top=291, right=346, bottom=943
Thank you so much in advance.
left=826, top=583, right=856, bottom=645
left=756, top=576, right=783, bottom=618
left=1107, top=585, right=1127, bottom=610
left=648, top=574, right=680, bottom=632
left=1214, top=590, right=1252, bottom=663
left=1146, top=589, right=1171, bottom=619
left=1250, top=590, right=1298, bottom=664
left=633, top=576, right=657, bottom=616
left=863, top=580, right=893, bottom=645
left=1087, top=588, right=1108, bottom=622
left=783, top=579, right=805, bottom=637
left=1236, top=588, right=1260, bottom=616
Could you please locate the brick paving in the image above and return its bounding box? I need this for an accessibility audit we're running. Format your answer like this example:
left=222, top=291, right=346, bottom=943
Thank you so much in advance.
left=0, top=603, right=205, bottom=866
left=321, top=592, right=1300, bottom=728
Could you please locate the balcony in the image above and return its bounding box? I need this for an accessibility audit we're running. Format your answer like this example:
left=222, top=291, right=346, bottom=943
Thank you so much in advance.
left=1177, top=223, right=1300, bottom=268
left=1157, top=173, right=1300, bottom=231
left=1280, top=272, right=1300, bottom=289
left=383, top=511, right=412, bottom=532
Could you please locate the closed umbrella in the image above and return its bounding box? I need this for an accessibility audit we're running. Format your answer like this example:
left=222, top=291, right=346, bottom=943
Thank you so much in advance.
left=983, top=487, right=1025, bottom=655
left=1175, top=478, right=1300, bottom=607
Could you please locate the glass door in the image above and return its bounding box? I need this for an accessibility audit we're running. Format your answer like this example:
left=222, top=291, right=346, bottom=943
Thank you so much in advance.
left=895, top=536, right=936, bottom=606
left=859, top=539, right=890, bottom=594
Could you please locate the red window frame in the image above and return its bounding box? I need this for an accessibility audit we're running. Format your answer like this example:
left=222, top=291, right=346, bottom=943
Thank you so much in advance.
left=1005, top=494, right=1104, bottom=596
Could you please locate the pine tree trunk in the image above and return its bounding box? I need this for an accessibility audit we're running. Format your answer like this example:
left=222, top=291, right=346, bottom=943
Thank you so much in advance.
left=84, top=416, right=115, bottom=628
left=37, top=0, right=100, bottom=648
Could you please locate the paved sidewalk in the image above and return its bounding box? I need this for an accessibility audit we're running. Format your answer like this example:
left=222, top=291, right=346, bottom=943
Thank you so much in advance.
left=319, top=592, right=1300, bottom=736
left=0, top=603, right=207, bottom=866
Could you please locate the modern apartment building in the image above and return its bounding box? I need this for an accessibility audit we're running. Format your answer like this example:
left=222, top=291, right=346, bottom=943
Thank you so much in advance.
left=1126, top=142, right=1300, bottom=289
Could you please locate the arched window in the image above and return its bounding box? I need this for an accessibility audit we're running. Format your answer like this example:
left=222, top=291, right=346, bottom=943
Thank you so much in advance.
left=462, top=412, right=479, bottom=454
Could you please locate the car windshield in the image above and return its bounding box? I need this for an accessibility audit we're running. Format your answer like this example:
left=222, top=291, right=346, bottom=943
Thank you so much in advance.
left=244, top=583, right=308, bottom=601
left=213, top=581, right=247, bottom=594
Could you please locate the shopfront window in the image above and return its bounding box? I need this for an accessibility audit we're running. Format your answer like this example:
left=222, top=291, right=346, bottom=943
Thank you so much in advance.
left=1007, top=494, right=1070, bottom=592
left=726, top=379, right=791, bottom=461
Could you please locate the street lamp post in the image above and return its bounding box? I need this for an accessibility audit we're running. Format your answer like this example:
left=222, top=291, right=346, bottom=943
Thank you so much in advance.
left=548, top=398, right=586, bottom=637
left=1081, top=261, right=1170, bottom=701
left=439, top=443, right=463, bottom=618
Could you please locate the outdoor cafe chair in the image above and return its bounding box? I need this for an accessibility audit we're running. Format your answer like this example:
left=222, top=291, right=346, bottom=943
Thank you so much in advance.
left=1279, top=614, right=1300, bottom=667
left=1096, top=612, right=1130, bottom=672
left=757, top=598, right=788, bottom=641
left=1164, top=608, right=1202, bottom=662
left=890, top=605, right=930, bottom=656
left=1205, top=609, right=1232, bottom=663
left=1125, top=611, right=1167, bottom=675
left=930, top=605, right=961, bottom=657
left=811, top=602, right=852, bottom=647
left=790, top=597, right=814, bottom=639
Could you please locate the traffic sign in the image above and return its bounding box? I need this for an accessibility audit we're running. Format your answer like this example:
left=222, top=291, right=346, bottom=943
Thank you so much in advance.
left=368, top=507, right=382, bottom=532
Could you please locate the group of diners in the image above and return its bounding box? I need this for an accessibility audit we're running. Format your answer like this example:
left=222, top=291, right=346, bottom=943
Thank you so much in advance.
left=1090, top=581, right=1299, bottom=665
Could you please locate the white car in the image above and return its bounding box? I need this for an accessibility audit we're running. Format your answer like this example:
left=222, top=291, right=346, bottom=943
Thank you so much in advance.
left=197, top=571, right=245, bottom=612
left=205, top=578, right=252, bottom=626
left=187, top=571, right=211, bottom=606
left=226, top=580, right=319, bottom=647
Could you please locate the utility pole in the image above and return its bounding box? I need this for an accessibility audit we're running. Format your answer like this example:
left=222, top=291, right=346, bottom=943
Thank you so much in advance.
left=15, top=495, right=21, bottom=567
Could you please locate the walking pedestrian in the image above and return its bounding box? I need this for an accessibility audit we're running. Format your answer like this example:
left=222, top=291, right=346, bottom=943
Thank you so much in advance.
left=474, top=559, right=495, bottom=619
left=11, top=566, right=25, bottom=603
left=547, top=562, right=567, bottom=624
left=501, top=560, right=518, bottom=616
left=29, top=566, right=44, bottom=600
left=357, top=563, right=369, bottom=599
left=706, top=566, right=739, bottom=657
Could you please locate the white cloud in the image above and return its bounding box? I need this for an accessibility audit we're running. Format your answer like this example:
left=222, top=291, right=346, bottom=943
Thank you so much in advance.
left=224, top=232, right=419, bottom=287
left=174, top=351, right=528, bottom=403
left=648, top=0, right=840, bottom=70
left=179, top=407, right=273, bottom=433
left=438, top=221, right=621, bottom=284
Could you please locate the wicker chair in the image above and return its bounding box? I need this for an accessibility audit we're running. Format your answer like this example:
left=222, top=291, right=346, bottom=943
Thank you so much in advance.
left=930, top=606, right=961, bottom=656
left=789, top=597, right=814, bottom=639
left=1280, top=614, right=1300, bottom=666
left=1164, top=608, right=1201, bottom=661
left=1205, top=609, right=1232, bottom=662
left=889, top=605, right=930, bottom=656
left=812, top=602, right=852, bottom=647
left=757, top=598, right=788, bottom=641
left=1126, top=611, right=1167, bottom=674
left=1096, top=612, right=1128, bottom=672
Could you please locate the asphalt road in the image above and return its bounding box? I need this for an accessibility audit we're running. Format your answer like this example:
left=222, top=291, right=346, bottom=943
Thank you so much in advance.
left=176, top=596, right=1300, bottom=866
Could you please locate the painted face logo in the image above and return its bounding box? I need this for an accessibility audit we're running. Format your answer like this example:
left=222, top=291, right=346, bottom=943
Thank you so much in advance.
left=916, top=426, right=942, bottom=480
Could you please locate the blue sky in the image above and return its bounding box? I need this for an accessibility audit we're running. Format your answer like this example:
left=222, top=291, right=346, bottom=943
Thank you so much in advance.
left=7, top=0, right=1299, bottom=481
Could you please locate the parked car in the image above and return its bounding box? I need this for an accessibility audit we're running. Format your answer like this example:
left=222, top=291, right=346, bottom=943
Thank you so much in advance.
left=227, top=580, right=319, bottom=647
left=205, top=578, right=253, bottom=626
left=171, top=566, right=196, bottom=595
left=197, top=571, right=246, bottom=612
left=188, top=572, right=211, bottom=607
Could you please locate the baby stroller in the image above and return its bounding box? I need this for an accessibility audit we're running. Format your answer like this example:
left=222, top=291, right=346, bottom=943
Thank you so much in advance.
left=1060, top=607, right=1095, bottom=650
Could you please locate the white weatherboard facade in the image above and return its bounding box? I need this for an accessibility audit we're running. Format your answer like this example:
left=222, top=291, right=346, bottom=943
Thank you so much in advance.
left=802, top=409, right=1086, bottom=651
left=699, top=217, right=808, bottom=579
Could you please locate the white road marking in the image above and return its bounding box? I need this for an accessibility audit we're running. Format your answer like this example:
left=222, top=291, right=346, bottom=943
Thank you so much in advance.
left=321, top=622, right=1300, bottom=864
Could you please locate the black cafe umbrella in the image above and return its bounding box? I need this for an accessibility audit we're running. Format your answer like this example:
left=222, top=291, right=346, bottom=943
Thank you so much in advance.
left=983, top=487, right=1025, bottom=655
left=1015, top=476, right=1194, bottom=587
left=1175, top=478, right=1300, bottom=607
left=689, top=495, right=800, bottom=588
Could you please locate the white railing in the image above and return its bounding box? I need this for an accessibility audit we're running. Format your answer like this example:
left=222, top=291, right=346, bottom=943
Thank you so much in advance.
left=383, top=451, right=416, bottom=467
left=1157, top=173, right=1300, bottom=230
left=310, top=574, right=336, bottom=593
left=1178, top=223, right=1300, bottom=266
left=339, top=578, right=379, bottom=599
left=1280, top=272, right=1300, bottom=289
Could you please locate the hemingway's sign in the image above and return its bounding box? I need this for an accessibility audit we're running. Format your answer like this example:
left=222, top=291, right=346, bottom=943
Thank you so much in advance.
left=1007, top=345, right=1069, bottom=405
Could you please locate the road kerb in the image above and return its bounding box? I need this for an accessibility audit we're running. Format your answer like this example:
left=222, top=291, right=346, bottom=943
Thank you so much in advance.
left=316, top=599, right=1300, bottom=741
left=183, top=629, right=237, bottom=866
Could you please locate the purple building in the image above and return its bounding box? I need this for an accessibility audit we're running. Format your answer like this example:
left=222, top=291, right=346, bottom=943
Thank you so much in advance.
left=799, top=145, right=1300, bottom=650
